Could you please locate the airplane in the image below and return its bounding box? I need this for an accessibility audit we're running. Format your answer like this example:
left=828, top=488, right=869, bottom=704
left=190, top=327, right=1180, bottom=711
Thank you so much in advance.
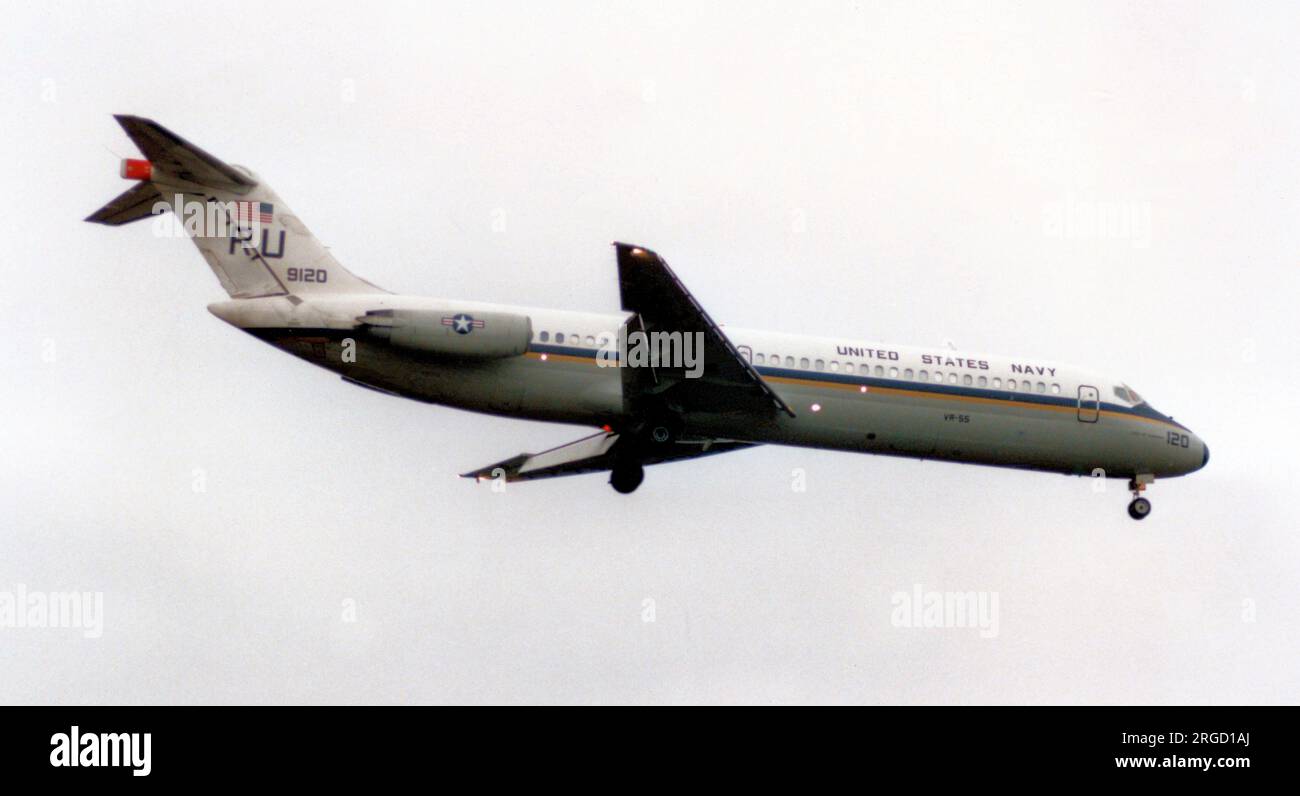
left=87, top=116, right=1208, bottom=520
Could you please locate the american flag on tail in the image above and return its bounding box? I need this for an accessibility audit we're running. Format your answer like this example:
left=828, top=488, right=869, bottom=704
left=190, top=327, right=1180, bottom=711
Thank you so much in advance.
left=233, top=201, right=274, bottom=225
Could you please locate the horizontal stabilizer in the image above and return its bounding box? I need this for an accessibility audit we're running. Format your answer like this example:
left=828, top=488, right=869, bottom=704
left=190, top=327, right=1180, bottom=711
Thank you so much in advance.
left=113, top=114, right=256, bottom=193
left=84, top=181, right=161, bottom=226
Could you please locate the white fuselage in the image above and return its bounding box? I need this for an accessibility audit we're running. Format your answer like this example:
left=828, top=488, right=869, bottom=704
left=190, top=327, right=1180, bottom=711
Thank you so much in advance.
left=209, top=293, right=1208, bottom=482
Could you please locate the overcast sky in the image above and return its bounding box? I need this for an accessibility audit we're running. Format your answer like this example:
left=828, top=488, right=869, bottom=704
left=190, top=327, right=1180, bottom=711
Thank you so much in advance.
left=2, top=1, right=1298, bottom=704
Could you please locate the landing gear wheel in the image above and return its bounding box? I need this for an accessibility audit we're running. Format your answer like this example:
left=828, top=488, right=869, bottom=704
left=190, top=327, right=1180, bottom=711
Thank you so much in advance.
left=649, top=425, right=674, bottom=444
left=1127, top=497, right=1152, bottom=520
left=610, top=462, right=644, bottom=494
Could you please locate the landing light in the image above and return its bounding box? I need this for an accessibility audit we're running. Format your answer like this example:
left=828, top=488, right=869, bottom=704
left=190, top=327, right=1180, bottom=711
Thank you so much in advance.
left=810, top=403, right=822, bottom=412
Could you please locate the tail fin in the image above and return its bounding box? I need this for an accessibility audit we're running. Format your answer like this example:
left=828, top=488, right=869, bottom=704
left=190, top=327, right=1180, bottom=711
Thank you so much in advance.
left=86, top=115, right=386, bottom=298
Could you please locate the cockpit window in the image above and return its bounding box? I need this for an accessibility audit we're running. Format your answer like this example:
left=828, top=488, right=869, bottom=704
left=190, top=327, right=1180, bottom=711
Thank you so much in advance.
left=1113, top=384, right=1145, bottom=405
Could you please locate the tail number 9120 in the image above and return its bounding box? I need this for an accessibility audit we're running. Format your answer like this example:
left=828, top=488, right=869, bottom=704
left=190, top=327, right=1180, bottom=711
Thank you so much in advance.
left=286, top=267, right=327, bottom=283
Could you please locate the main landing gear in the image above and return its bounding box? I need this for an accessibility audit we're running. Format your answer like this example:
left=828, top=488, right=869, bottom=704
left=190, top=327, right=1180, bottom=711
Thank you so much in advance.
left=610, top=461, right=644, bottom=494
left=607, top=413, right=680, bottom=494
left=1127, top=475, right=1154, bottom=520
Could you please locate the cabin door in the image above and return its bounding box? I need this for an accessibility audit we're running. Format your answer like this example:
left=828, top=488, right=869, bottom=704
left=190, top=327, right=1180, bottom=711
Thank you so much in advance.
left=1077, top=384, right=1100, bottom=423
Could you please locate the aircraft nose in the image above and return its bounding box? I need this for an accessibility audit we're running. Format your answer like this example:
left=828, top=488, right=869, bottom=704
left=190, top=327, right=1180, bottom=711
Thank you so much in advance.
left=1186, top=434, right=1210, bottom=473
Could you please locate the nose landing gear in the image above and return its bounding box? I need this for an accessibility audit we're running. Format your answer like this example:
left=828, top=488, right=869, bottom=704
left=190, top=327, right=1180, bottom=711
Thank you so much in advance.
left=1127, top=475, right=1154, bottom=520
left=1127, top=496, right=1152, bottom=520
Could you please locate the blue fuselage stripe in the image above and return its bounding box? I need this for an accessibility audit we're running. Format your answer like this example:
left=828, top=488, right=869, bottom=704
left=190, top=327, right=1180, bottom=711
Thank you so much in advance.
left=526, top=343, right=1183, bottom=429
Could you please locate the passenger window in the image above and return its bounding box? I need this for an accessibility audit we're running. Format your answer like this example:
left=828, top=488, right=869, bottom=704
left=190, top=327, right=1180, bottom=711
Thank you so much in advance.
left=904, top=368, right=914, bottom=379
left=1036, top=381, right=1046, bottom=393
left=978, top=376, right=987, bottom=387
left=799, top=357, right=810, bottom=369
left=889, top=367, right=899, bottom=378
left=949, top=373, right=958, bottom=384
left=539, top=331, right=549, bottom=342
left=585, top=335, right=595, bottom=346
left=993, top=377, right=1002, bottom=388
left=785, top=356, right=795, bottom=367
left=1007, top=379, right=1016, bottom=390
left=815, top=359, right=825, bottom=371
left=755, top=353, right=765, bottom=364
left=1051, top=383, right=1060, bottom=394
left=963, top=374, right=973, bottom=386
left=874, top=365, right=884, bottom=377
left=919, top=370, right=928, bottom=381
left=844, top=363, right=854, bottom=374
left=556, top=332, right=565, bottom=343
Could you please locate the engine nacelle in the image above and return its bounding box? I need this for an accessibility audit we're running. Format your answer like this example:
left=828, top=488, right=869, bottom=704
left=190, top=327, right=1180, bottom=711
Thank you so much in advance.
left=359, top=308, right=531, bottom=358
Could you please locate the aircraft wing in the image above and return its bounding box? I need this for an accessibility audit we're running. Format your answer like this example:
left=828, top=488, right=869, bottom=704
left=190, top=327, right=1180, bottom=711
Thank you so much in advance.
left=614, top=243, right=795, bottom=418
left=112, top=114, right=257, bottom=193
left=460, top=430, right=757, bottom=483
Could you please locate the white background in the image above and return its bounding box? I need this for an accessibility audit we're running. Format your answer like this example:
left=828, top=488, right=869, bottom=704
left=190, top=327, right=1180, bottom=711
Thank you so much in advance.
left=2, top=1, right=1297, bottom=703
